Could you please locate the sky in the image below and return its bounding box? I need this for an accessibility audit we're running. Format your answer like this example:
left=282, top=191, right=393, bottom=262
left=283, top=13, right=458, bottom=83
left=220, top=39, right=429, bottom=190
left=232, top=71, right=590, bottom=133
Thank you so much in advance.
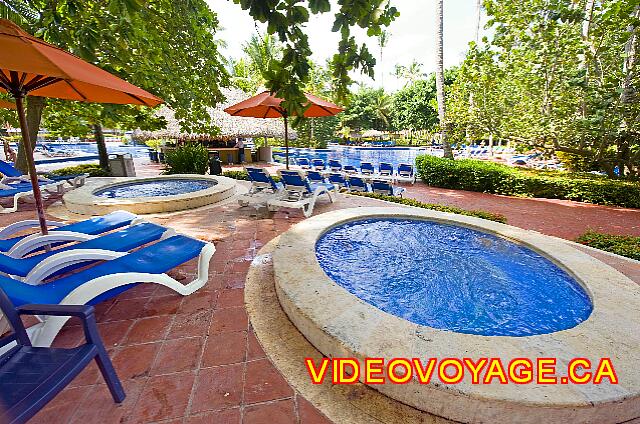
left=208, top=0, right=487, bottom=92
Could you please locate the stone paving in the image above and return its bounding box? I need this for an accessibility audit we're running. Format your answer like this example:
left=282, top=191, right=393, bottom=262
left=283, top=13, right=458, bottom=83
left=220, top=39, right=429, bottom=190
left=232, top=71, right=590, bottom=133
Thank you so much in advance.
left=0, top=161, right=636, bottom=423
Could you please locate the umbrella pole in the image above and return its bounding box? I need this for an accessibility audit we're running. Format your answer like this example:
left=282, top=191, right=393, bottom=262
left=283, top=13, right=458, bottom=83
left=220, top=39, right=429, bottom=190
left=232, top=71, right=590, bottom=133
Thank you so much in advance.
left=284, top=115, right=289, bottom=170
left=14, top=96, right=48, bottom=235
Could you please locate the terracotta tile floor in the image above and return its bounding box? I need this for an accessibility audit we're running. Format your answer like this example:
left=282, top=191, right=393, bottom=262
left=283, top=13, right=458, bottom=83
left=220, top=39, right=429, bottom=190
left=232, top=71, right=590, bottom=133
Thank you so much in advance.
left=0, top=161, right=635, bottom=423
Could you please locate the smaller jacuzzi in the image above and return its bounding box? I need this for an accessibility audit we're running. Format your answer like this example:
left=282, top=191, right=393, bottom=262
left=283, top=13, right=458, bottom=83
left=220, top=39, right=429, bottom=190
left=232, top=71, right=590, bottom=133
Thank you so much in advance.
left=273, top=207, right=640, bottom=424
left=64, top=174, right=236, bottom=215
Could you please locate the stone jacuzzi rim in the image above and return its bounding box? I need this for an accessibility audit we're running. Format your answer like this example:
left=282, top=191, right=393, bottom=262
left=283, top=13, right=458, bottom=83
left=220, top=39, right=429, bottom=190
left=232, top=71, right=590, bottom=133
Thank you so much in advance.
left=272, top=207, right=640, bottom=424
left=63, top=174, right=237, bottom=215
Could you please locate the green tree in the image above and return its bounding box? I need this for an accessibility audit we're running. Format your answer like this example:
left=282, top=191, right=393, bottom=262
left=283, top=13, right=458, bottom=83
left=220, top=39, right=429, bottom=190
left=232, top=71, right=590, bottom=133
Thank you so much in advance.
left=233, top=0, right=399, bottom=116
left=392, top=79, right=438, bottom=131
left=394, top=61, right=426, bottom=87
left=230, top=32, right=283, bottom=94
left=2, top=0, right=228, bottom=171
left=340, top=87, right=392, bottom=131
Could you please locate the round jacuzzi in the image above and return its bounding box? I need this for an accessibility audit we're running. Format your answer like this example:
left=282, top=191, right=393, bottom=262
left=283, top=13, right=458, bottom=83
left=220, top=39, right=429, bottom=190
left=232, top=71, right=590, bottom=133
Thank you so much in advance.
left=273, top=207, right=640, bottom=424
left=64, top=174, right=237, bottom=215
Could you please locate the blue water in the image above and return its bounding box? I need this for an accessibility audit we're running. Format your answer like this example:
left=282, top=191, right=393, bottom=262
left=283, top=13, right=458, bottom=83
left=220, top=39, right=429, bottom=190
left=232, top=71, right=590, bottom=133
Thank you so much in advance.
left=273, top=146, right=433, bottom=168
left=94, top=179, right=216, bottom=198
left=315, top=219, right=593, bottom=336
left=36, top=141, right=150, bottom=158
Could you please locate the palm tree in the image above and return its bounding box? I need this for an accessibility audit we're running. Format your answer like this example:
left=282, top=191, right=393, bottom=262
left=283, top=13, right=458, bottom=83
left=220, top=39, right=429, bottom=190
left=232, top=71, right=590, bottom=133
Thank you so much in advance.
left=243, top=32, right=282, bottom=74
left=435, top=0, right=453, bottom=158
left=377, top=31, right=390, bottom=89
left=372, top=89, right=392, bottom=129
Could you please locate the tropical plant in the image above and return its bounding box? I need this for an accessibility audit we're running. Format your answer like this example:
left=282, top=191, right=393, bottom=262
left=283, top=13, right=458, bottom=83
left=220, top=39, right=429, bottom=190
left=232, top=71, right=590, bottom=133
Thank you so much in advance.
left=435, top=0, right=453, bottom=158
left=2, top=0, right=228, bottom=172
left=164, top=143, right=209, bottom=175
left=394, top=61, right=426, bottom=87
left=232, top=0, right=399, bottom=115
left=340, top=87, right=393, bottom=131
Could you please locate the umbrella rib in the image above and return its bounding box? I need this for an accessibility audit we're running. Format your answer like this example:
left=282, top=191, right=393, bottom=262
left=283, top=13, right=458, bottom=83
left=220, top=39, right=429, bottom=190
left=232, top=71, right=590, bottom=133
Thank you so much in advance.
left=64, top=80, right=88, bottom=101
left=25, top=76, right=62, bottom=93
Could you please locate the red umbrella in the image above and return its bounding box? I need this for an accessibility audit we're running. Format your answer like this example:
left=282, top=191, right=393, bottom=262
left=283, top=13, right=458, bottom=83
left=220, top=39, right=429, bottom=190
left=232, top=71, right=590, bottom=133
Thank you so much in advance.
left=0, top=19, right=163, bottom=235
left=224, top=91, right=343, bottom=169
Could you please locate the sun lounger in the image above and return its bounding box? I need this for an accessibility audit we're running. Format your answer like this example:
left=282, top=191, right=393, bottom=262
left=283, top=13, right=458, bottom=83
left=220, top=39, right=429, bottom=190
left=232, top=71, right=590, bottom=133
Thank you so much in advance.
left=238, top=167, right=283, bottom=207
left=360, top=162, right=375, bottom=175
left=311, top=159, right=326, bottom=170
left=0, top=234, right=215, bottom=347
left=396, top=163, right=416, bottom=184
left=0, top=288, right=125, bottom=424
left=328, top=160, right=342, bottom=172
left=0, top=222, right=173, bottom=279
left=306, top=170, right=326, bottom=184
left=0, top=159, right=86, bottom=189
left=0, top=179, right=69, bottom=213
left=328, top=172, right=349, bottom=189
left=379, top=162, right=394, bottom=177
left=267, top=170, right=335, bottom=217
left=343, top=165, right=358, bottom=174
left=0, top=210, right=139, bottom=253
left=296, top=158, right=311, bottom=169
left=347, top=175, right=370, bottom=192
left=371, top=179, right=405, bottom=197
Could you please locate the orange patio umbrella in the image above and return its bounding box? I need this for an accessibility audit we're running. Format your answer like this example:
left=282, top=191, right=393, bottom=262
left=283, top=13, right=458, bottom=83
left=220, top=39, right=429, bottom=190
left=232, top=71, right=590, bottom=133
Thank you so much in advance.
left=0, top=19, right=163, bottom=235
left=0, top=99, right=16, bottom=109
left=224, top=90, right=343, bottom=169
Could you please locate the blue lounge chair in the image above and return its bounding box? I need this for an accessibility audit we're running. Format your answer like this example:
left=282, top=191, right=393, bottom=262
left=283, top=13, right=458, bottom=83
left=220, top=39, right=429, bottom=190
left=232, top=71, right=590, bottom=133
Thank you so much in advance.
left=238, top=167, right=283, bottom=207
left=0, top=210, right=138, bottom=253
left=372, top=179, right=405, bottom=197
left=397, top=163, right=415, bottom=184
left=347, top=175, right=370, bottom=192
left=328, top=172, right=349, bottom=189
left=0, top=159, right=86, bottom=188
left=379, top=162, right=394, bottom=177
left=0, top=222, right=172, bottom=279
left=268, top=170, right=335, bottom=217
left=360, top=162, right=375, bottom=175
left=343, top=165, right=358, bottom=174
left=296, top=158, right=311, bottom=169
left=0, top=288, right=125, bottom=424
left=0, top=234, right=215, bottom=347
left=328, top=160, right=342, bottom=172
left=306, top=170, right=326, bottom=184
left=311, top=159, right=326, bottom=170
left=0, top=180, right=68, bottom=214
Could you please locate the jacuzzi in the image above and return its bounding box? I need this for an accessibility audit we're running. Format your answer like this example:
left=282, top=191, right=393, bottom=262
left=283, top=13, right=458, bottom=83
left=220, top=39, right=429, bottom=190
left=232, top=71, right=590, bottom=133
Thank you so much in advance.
left=64, top=174, right=237, bottom=215
left=273, top=207, right=640, bottom=423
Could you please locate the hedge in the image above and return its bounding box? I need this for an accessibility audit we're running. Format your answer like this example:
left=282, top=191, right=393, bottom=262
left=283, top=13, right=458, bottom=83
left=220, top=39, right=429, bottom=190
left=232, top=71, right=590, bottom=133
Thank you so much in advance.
left=575, top=231, right=640, bottom=261
left=415, top=155, right=640, bottom=208
left=48, top=164, right=109, bottom=177
left=348, top=191, right=507, bottom=223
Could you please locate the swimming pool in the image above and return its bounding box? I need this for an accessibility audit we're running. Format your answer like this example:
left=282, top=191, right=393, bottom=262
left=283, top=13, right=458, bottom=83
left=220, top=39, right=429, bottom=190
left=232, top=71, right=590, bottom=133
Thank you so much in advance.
left=272, top=146, right=433, bottom=168
left=94, top=178, right=216, bottom=198
left=316, top=218, right=592, bottom=336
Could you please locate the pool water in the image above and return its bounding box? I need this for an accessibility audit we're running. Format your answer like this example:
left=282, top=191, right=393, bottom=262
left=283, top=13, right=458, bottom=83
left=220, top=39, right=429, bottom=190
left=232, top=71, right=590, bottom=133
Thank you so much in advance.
left=315, top=218, right=593, bottom=336
left=272, top=146, right=433, bottom=168
left=95, top=179, right=216, bottom=198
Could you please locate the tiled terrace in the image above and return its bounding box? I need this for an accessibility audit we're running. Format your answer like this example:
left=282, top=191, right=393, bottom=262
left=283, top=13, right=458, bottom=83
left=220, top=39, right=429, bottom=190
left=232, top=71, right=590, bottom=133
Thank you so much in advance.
left=0, top=161, right=637, bottom=423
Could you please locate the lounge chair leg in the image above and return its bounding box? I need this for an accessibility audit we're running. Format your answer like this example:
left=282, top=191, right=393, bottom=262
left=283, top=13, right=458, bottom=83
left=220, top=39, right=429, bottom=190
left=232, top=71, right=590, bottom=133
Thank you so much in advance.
left=94, top=348, right=126, bottom=402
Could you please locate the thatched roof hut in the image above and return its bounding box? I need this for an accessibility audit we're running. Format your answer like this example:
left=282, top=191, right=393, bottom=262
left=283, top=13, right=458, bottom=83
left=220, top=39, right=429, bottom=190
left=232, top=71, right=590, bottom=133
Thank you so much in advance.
left=140, top=87, right=296, bottom=140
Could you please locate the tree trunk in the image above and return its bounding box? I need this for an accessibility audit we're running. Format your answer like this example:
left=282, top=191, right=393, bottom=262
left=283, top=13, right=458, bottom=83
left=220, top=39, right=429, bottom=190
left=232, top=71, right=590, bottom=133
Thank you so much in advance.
left=435, top=0, right=453, bottom=159
left=475, top=0, right=482, bottom=43
left=93, top=123, right=110, bottom=170
left=15, top=96, right=45, bottom=173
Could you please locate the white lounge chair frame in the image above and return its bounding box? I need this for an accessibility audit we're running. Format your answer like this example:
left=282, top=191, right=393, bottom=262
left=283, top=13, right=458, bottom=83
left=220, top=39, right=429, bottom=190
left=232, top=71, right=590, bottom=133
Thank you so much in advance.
left=22, top=239, right=215, bottom=347
left=267, top=172, right=334, bottom=217
left=0, top=180, right=68, bottom=214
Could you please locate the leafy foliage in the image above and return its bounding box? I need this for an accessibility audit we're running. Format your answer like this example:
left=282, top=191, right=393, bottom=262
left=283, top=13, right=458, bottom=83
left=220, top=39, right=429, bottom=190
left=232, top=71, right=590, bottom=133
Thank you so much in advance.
left=230, top=33, right=283, bottom=94
left=164, top=143, right=209, bottom=175
left=348, top=191, right=508, bottom=223
left=233, top=0, right=399, bottom=116
left=48, top=164, right=110, bottom=177
left=449, top=0, right=640, bottom=177
left=415, top=155, right=640, bottom=208
left=576, top=231, right=640, bottom=261
left=340, top=87, right=393, bottom=131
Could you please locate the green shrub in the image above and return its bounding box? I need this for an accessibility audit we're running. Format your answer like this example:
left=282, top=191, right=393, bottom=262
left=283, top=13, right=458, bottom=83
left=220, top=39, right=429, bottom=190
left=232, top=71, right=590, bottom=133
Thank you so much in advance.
left=164, top=143, right=208, bottom=175
left=48, top=164, right=109, bottom=177
left=348, top=191, right=507, bottom=223
left=415, top=155, right=640, bottom=208
left=575, top=231, right=640, bottom=261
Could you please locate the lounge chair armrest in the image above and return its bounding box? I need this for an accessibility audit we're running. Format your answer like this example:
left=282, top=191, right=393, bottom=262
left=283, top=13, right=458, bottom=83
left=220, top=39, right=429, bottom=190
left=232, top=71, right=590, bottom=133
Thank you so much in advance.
left=17, top=303, right=95, bottom=318
left=0, top=219, right=64, bottom=239
left=24, top=248, right=127, bottom=285
left=8, top=231, right=96, bottom=258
